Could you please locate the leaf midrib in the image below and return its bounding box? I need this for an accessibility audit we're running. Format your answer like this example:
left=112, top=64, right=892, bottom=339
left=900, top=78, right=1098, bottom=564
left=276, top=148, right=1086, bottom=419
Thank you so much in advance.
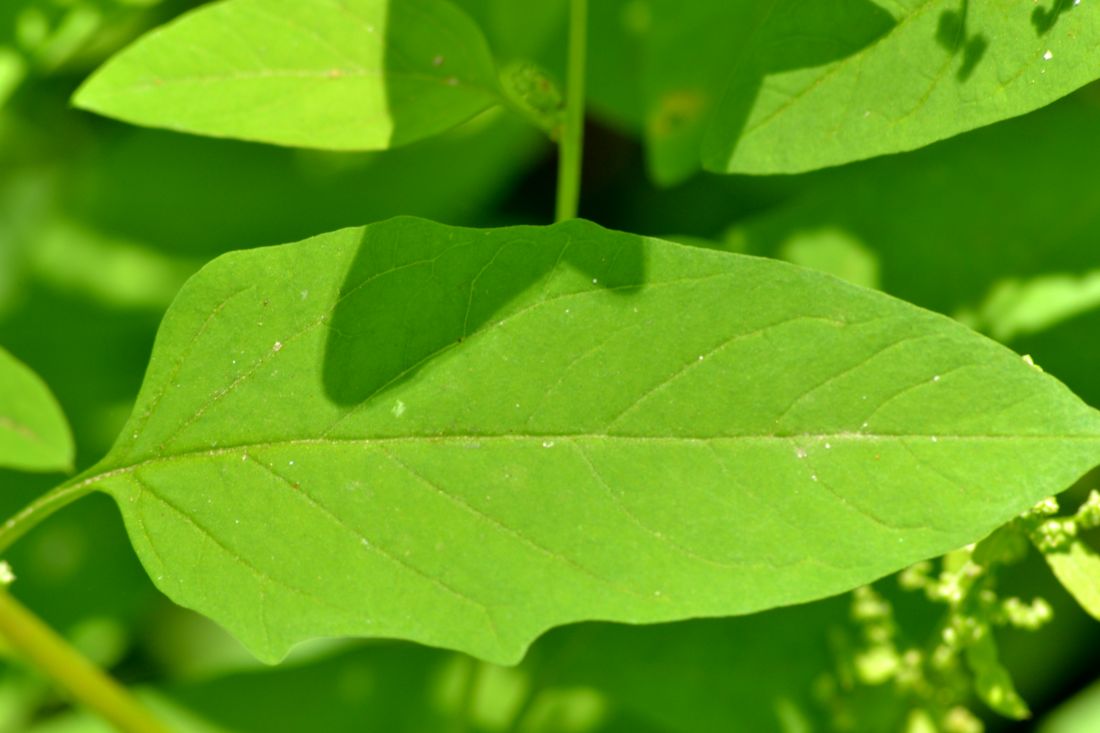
left=0, top=415, right=49, bottom=446
left=84, top=68, right=501, bottom=100
left=79, top=431, right=1100, bottom=493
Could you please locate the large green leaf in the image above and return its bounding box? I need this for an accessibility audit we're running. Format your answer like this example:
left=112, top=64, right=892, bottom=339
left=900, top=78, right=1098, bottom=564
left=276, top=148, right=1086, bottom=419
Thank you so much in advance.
left=72, top=0, right=503, bottom=150
left=67, top=217, right=1100, bottom=664
left=614, top=0, right=1100, bottom=182
left=0, top=347, right=72, bottom=473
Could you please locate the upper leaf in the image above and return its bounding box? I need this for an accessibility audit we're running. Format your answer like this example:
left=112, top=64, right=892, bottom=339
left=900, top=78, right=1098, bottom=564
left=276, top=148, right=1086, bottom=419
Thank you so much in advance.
left=72, top=0, right=503, bottom=150
left=0, top=347, right=73, bottom=473
left=618, top=0, right=1100, bottom=181
left=76, top=217, right=1100, bottom=664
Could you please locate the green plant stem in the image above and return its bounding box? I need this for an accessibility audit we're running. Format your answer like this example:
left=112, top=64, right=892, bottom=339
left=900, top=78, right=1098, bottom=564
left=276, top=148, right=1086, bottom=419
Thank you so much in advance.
left=0, top=588, right=173, bottom=733
left=0, top=481, right=93, bottom=556
left=554, top=0, right=587, bottom=222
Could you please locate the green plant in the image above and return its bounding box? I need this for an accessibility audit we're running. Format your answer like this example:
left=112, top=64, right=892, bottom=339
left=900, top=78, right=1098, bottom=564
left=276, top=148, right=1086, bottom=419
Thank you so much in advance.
left=2, top=0, right=1100, bottom=731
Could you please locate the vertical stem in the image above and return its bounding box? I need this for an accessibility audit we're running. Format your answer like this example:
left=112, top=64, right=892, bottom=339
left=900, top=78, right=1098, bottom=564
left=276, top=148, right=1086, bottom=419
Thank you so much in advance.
left=0, top=589, right=173, bottom=733
left=554, top=0, right=587, bottom=222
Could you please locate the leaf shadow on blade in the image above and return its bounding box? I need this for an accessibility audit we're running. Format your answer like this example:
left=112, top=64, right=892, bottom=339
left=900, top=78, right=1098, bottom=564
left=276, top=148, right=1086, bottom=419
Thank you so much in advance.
left=1032, top=0, right=1076, bottom=36
left=374, top=0, right=503, bottom=149
left=683, top=0, right=895, bottom=183
left=936, top=0, right=988, bottom=83
left=321, top=218, right=645, bottom=406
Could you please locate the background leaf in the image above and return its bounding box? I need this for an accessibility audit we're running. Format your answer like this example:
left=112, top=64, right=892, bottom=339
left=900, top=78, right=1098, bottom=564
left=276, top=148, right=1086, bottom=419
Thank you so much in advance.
left=585, top=0, right=1100, bottom=182
left=1044, top=540, right=1100, bottom=621
left=0, top=347, right=72, bottom=473
left=703, top=0, right=1100, bottom=175
left=72, top=0, right=503, bottom=150
left=61, top=216, right=1100, bottom=665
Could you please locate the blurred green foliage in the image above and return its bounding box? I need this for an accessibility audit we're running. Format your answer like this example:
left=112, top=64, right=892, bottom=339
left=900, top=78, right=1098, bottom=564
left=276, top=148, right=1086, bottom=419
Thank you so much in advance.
left=1, top=1, right=1099, bottom=731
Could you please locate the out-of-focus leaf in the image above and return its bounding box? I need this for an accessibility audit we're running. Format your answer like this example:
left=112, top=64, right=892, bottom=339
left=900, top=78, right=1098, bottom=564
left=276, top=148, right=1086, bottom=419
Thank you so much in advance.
left=73, top=0, right=503, bottom=150
left=0, top=347, right=72, bottom=473
left=974, top=272, right=1100, bottom=344
left=1039, top=677, right=1100, bottom=733
left=58, top=216, right=1100, bottom=665
left=1044, top=540, right=1100, bottom=621
left=27, top=219, right=197, bottom=311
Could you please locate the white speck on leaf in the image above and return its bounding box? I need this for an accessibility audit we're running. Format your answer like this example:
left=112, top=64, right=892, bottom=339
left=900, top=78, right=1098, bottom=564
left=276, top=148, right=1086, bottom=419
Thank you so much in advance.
left=931, top=436, right=938, bottom=443
left=824, top=442, right=832, bottom=450
left=272, top=341, right=283, bottom=352
left=932, top=375, right=940, bottom=382
left=592, top=278, right=598, bottom=284
left=795, top=447, right=807, bottom=459
left=1043, top=50, right=1054, bottom=60
left=392, top=400, right=406, bottom=418
left=810, top=474, right=819, bottom=482
left=542, top=440, right=555, bottom=448
left=300, top=290, right=309, bottom=300
left=289, top=460, right=295, bottom=466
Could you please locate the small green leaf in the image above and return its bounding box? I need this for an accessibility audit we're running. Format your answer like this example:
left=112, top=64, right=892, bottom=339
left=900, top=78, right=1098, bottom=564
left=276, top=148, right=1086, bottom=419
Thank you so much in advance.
left=1043, top=539, right=1100, bottom=621
left=72, top=0, right=503, bottom=150
left=0, top=347, right=73, bottom=473
left=75, top=217, right=1100, bottom=664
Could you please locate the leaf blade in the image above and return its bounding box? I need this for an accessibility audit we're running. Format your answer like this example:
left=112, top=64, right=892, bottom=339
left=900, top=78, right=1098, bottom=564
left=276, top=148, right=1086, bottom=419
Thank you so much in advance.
left=72, top=0, right=503, bottom=150
left=0, top=347, right=74, bottom=473
left=1044, top=539, right=1100, bottom=621
left=86, top=217, right=1100, bottom=663
left=625, top=0, right=1100, bottom=180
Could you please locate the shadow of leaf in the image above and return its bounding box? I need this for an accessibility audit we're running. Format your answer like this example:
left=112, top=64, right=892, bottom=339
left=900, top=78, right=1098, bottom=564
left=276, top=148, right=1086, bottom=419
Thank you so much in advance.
left=936, top=1, right=988, bottom=82
left=321, top=219, right=645, bottom=407
left=655, top=0, right=895, bottom=183
left=1032, top=0, right=1077, bottom=36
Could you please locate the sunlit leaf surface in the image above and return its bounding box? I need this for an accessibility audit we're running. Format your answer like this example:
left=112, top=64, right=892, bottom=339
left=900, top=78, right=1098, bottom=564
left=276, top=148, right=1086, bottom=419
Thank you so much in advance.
left=62, top=217, right=1100, bottom=663
left=73, top=0, right=502, bottom=150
